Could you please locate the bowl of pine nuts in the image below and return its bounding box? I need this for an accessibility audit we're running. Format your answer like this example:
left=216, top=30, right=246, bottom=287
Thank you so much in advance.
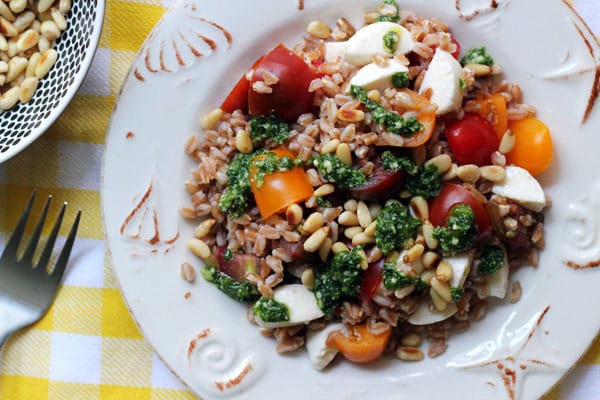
left=0, top=0, right=105, bottom=163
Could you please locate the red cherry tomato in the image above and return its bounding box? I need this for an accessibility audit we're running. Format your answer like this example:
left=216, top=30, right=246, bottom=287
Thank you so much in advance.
left=429, top=183, right=491, bottom=237
left=445, top=114, right=499, bottom=166
left=450, top=36, right=461, bottom=59
left=249, top=44, right=318, bottom=121
left=220, top=56, right=265, bottom=113
left=359, top=260, right=383, bottom=303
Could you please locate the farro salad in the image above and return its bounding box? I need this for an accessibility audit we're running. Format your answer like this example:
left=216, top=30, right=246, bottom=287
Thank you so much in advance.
left=183, top=0, right=553, bottom=369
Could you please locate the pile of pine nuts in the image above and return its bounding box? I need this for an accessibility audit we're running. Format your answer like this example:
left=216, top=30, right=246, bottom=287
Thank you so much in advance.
left=0, top=0, right=71, bottom=112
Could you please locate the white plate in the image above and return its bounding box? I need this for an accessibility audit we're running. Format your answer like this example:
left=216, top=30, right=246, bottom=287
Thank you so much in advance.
left=102, top=1, right=600, bottom=399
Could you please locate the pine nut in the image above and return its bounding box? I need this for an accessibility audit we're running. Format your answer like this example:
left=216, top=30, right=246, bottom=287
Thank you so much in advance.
left=344, top=199, right=358, bottom=212
left=318, top=237, right=333, bottom=262
left=50, top=7, right=67, bottom=30
left=194, top=219, right=216, bottom=239
left=35, top=48, right=57, bottom=79
left=335, top=143, right=352, bottom=165
left=235, top=129, right=253, bottom=153
left=431, top=276, right=453, bottom=303
left=369, top=203, right=382, bottom=218
left=400, top=333, right=422, bottom=347
left=356, top=201, right=372, bottom=228
left=331, top=241, right=349, bottom=254
left=188, top=238, right=212, bottom=260
left=480, top=165, right=506, bottom=182
left=0, top=61, right=7, bottom=73
left=320, top=139, right=340, bottom=154
left=301, top=268, right=316, bottom=289
left=492, top=150, right=507, bottom=167
left=410, top=196, right=429, bottom=221
left=412, top=145, right=427, bottom=166
left=338, top=210, right=359, bottom=226
left=285, top=204, right=303, bottom=226
left=181, top=262, right=196, bottom=283
left=435, top=260, right=453, bottom=283
left=7, top=37, right=17, bottom=57
left=396, top=346, right=424, bottom=361
left=26, top=52, right=40, bottom=77
left=404, top=244, right=424, bottom=263
left=337, top=108, right=365, bottom=123
left=466, top=63, right=492, bottom=77
left=307, top=20, right=331, bottom=39
left=0, top=16, right=18, bottom=37
left=364, top=220, right=377, bottom=237
left=18, top=76, right=38, bottom=103
left=395, top=284, right=415, bottom=299
left=421, top=270, right=434, bottom=285
left=302, top=212, right=325, bottom=234
left=304, top=227, right=329, bottom=253
left=38, top=0, right=55, bottom=13
left=422, top=251, right=440, bottom=269
left=358, top=248, right=368, bottom=270
left=422, top=221, right=438, bottom=250
left=59, top=0, right=72, bottom=14
left=0, top=86, right=19, bottom=110
left=201, top=108, right=223, bottom=130
left=13, top=11, right=34, bottom=32
left=314, top=184, right=335, bottom=197
left=430, top=287, right=448, bottom=311
left=441, top=163, right=458, bottom=181
left=16, top=29, right=39, bottom=52
left=0, top=3, right=15, bottom=22
left=352, top=232, right=375, bottom=246
left=6, top=56, right=27, bottom=82
left=499, top=129, right=516, bottom=154
left=40, top=19, right=59, bottom=40
left=344, top=226, right=363, bottom=240
left=425, top=154, right=452, bottom=174
left=9, top=0, right=27, bottom=14
left=0, top=35, right=7, bottom=51
left=37, top=35, right=50, bottom=52
left=456, top=164, right=481, bottom=183
left=367, top=89, right=380, bottom=102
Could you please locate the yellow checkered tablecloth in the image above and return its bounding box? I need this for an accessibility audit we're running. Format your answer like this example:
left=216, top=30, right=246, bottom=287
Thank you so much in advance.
left=0, top=1, right=598, bottom=399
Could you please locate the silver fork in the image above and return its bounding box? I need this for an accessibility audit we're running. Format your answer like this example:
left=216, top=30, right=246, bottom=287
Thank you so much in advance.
left=0, top=190, right=81, bottom=349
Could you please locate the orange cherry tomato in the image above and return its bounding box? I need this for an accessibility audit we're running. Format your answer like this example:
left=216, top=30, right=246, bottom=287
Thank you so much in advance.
left=377, top=89, right=436, bottom=148
left=506, top=117, right=553, bottom=176
left=327, top=323, right=391, bottom=363
left=250, top=149, right=314, bottom=219
left=473, top=93, right=508, bottom=139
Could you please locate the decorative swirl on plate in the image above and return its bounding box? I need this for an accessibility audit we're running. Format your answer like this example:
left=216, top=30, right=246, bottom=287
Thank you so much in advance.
left=186, top=328, right=264, bottom=396
left=562, top=178, right=600, bottom=269
left=449, top=306, right=563, bottom=400
left=133, top=0, right=233, bottom=82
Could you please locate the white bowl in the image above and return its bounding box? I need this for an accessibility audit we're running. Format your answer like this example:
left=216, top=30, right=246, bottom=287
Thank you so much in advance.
left=0, top=1, right=105, bottom=163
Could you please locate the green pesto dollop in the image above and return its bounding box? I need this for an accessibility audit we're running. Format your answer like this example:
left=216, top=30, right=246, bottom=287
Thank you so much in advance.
left=460, top=47, right=495, bottom=67
left=450, top=286, right=464, bottom=303
left=350, top=85, right=424, bottom=137
left=405, top=164, right=442, bottom=199
left=218, top=153, right=253, bottom=218
left=383, top=30, right=399, bottom=54
left=375, top=201, right=421, bottom=255
left=314, top=247, right=364, bottom=317
left=249, top=114, right=290, bottom=143
left=201, top=266, right=260, bottom=303
left=433, top=204, right=478, bottom=255
left=478, top=245, right=505, bottom=275
left=391, top=71, right=410, bottom=88
left=250, top=151, right=303, bottom=189
left=312, top=153, right=366, bottom=189
left=253, top=297, right=290, bottom=323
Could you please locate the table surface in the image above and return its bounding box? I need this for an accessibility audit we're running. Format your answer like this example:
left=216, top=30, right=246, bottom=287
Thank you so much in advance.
left=0, top=1, right=599, bottom=399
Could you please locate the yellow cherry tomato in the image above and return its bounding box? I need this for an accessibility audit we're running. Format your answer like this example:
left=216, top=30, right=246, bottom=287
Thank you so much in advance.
left=506, top=117, right=553, bottom=176
left=473, top=93, right=508, bottom=139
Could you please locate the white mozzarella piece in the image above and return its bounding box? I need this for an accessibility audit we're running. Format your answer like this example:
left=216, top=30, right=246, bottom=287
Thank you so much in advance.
left=344, top=22, right=415, bottom=66
left=324, top=41, right=347, bottom=64
left=256, top=284, right=325, bottom=329
left=446, top=250, right=475, bottom=289
left=491, top=166, right=546, bottom=212
left=349, top=59, right=409, bottom=91
left=486, top=247, right=510, bottom=299
left=408, top=301, right=458, bottom=325
left=418, top=49, right=465, bottom=115
left=306, top=322, right=345, bottom=370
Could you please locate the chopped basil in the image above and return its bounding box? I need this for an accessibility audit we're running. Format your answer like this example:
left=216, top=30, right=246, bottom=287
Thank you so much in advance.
left=381, top=151, right=441, bottom=199
left=218, top=153, right=253, bottom=218
left=460, top=47, right=495, bottom=67
left=312, top=153, right=366, bottom=189
left=249, top=114, right=290, bottom=143
left=392, top=72, right=410, bottom=88
left=376, top=0, right=400, bottom=22
left=375, top=201, right=421, bottom=255
left=350, top=85, right=424, bottom=137
left=433, top=204, right=478, bottom=254
left=478, top=245, right=505, bottom=275
left=253, top=297, right=290, bottom=323
left=383, top=30, right=399, bottom=54
left=201, top=266, right=259, bottom=303
left=223, top=248, right=233, bottom=261
left=451, top=287, right=464, bottom=303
